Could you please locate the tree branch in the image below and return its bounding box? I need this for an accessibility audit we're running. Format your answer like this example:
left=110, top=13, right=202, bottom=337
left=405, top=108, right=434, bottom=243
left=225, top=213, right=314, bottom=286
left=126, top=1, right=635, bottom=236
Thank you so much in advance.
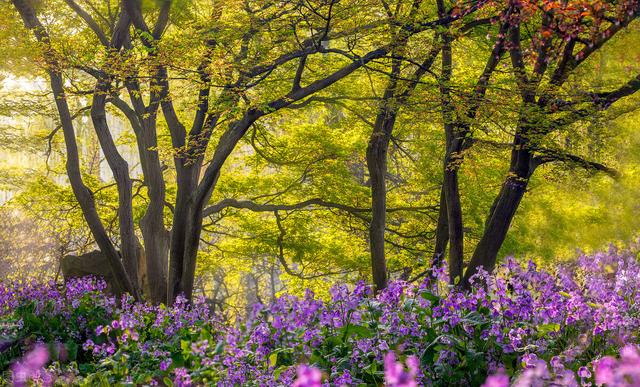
left=202, top=197, right=435, bottom=219
left=64, top=0, right=110, bottom=46
left=533, top=150, right=620, bottom=179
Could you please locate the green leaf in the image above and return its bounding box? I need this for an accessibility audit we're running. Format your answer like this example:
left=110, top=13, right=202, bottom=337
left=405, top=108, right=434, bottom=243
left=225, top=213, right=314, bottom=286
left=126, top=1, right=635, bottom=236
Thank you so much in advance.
left=180, top=340, right=190, bottom=353
left=213, top=340, right=225, bottom=355
left=340, top=324, right=373, bottom=339
left=420, top=291, right=440, bottom=304
left=537, top=323, right=561, bottom=337
left=268, top=352, right=278, bottom=367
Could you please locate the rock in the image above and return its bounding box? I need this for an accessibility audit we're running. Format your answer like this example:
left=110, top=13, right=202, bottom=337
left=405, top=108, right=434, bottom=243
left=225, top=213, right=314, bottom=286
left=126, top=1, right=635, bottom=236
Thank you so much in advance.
left=61, top=250, right=126, bottom=295
left=61, top=243, right=149, bottom=297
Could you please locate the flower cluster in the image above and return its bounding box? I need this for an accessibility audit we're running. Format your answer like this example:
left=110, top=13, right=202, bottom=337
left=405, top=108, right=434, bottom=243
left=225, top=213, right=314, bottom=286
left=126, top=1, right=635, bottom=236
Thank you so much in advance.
left=592, top=345, right=640, bottom=386
left=0, top=245, right=639, bottom=386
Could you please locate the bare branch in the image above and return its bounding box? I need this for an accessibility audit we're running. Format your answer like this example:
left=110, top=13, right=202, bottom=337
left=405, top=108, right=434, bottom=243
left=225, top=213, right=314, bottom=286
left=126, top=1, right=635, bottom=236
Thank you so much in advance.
left=64, top=0, right=110, bottom=46
left=202, top=197, right=435, bottom=219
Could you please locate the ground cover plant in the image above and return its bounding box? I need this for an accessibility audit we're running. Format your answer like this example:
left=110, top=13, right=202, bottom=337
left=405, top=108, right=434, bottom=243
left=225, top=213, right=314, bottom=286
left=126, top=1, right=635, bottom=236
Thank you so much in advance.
left=1, top=245, right=639, bottom=386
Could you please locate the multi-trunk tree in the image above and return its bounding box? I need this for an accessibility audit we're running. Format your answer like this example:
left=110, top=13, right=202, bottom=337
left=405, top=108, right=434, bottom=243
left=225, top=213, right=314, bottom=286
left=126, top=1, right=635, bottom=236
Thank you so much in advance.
left=10, top=0, right=384, bottom=302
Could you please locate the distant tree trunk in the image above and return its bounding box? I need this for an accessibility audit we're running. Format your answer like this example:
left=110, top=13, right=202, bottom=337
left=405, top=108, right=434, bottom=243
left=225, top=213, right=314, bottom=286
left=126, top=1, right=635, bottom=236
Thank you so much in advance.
left=363, top=21, right=427, bottom=291
left=437, top=16, right=464, bottom=285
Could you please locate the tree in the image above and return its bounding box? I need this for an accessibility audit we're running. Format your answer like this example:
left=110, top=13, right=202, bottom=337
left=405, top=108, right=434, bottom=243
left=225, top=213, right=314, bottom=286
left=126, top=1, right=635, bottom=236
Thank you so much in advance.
left=363, top=0, right=489, bottom=290
left=9, top=0, right=467, bottom=302
left=429, top=0, right=640, bottom=286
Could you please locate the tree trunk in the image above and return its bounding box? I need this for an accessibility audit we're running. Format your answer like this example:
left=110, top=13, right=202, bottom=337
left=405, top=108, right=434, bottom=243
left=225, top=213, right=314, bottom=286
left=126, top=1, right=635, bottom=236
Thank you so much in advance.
left=438, top=23, right=464, bottom=285
left=431, top=186, right=449, bottom=269
left=140, top=210, right=168, bottom=303
left=167, top=165, right=198, bottom=302
left=462, top=137, right=533, bottom=286
left=462, top=178, right=528, bottom=285
left=91, top=88, right=140, bottom=295
left=169, top=115, right=255, bottom=302
left=443, top=158, right=464, bottom=284
left=178, top=200, right=209, bottom=301
left=136, top=118, right=168, bottom=303
left=362, top=30, right=410, bottom=291
left=11, top=0, right=139, bottom=299
left=365, top=101, right=397, bottom=292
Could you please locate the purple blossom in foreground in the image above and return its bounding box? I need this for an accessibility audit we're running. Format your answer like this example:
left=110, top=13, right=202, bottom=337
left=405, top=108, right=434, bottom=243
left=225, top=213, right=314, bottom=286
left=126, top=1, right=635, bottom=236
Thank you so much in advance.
left=593, top=345, right=640, bottom=386
left=11, top=344, right=51, bottom=387
left=384, top=352, right=418, bottom=387
left=482, top=369, right=509, bottom=387
left=292, top=364, right=323, bottom=387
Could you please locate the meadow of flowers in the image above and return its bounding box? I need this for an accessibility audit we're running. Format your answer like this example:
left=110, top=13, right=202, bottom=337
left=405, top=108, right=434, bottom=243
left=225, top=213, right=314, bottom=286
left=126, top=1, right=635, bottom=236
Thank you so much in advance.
left=1, top=245, right=640, bottom=386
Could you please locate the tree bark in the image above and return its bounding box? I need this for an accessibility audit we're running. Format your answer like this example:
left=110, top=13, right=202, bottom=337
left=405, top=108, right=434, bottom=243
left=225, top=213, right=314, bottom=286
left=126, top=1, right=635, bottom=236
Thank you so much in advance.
left=167, top=166, right=198, bottom=302
left=140, top=206, right=168, bottom=303
left=91, top=86, right=140, bottom=295
left=126, top=94, right=169, bottom=304
left=462, top=135, right=533, bottom=286
left=366, top=106, right=396, bottom=291
left=443, top=162, right=464, bottom=283
left=437, top=16, right=464, bottom=285
left=169, top=112, right=257, bottom=301
left=431, top=186, right=449, bottom=269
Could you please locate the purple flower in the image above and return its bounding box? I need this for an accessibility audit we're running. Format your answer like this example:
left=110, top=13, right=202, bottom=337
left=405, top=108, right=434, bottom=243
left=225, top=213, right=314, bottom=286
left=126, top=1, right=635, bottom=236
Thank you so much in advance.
left=333, top=369, right=353, bottom=386
left=384, top=352, right=418, bottom=387
left=292, top=364, right=322, bottom=387
left=594, top=356, right=616, bottom=385
left=160, top=358, right=172, bottom=371
left=521, top=353, right=538, bottom=368
left=482, top=369, right=510, bottom=387
left=11, top=344, right=50, bottom=387
left=577, top=366, right=591, bottom=379
left=173, top=367, right=191, bottom=387
left=550, top=356, right=564, bottom=373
